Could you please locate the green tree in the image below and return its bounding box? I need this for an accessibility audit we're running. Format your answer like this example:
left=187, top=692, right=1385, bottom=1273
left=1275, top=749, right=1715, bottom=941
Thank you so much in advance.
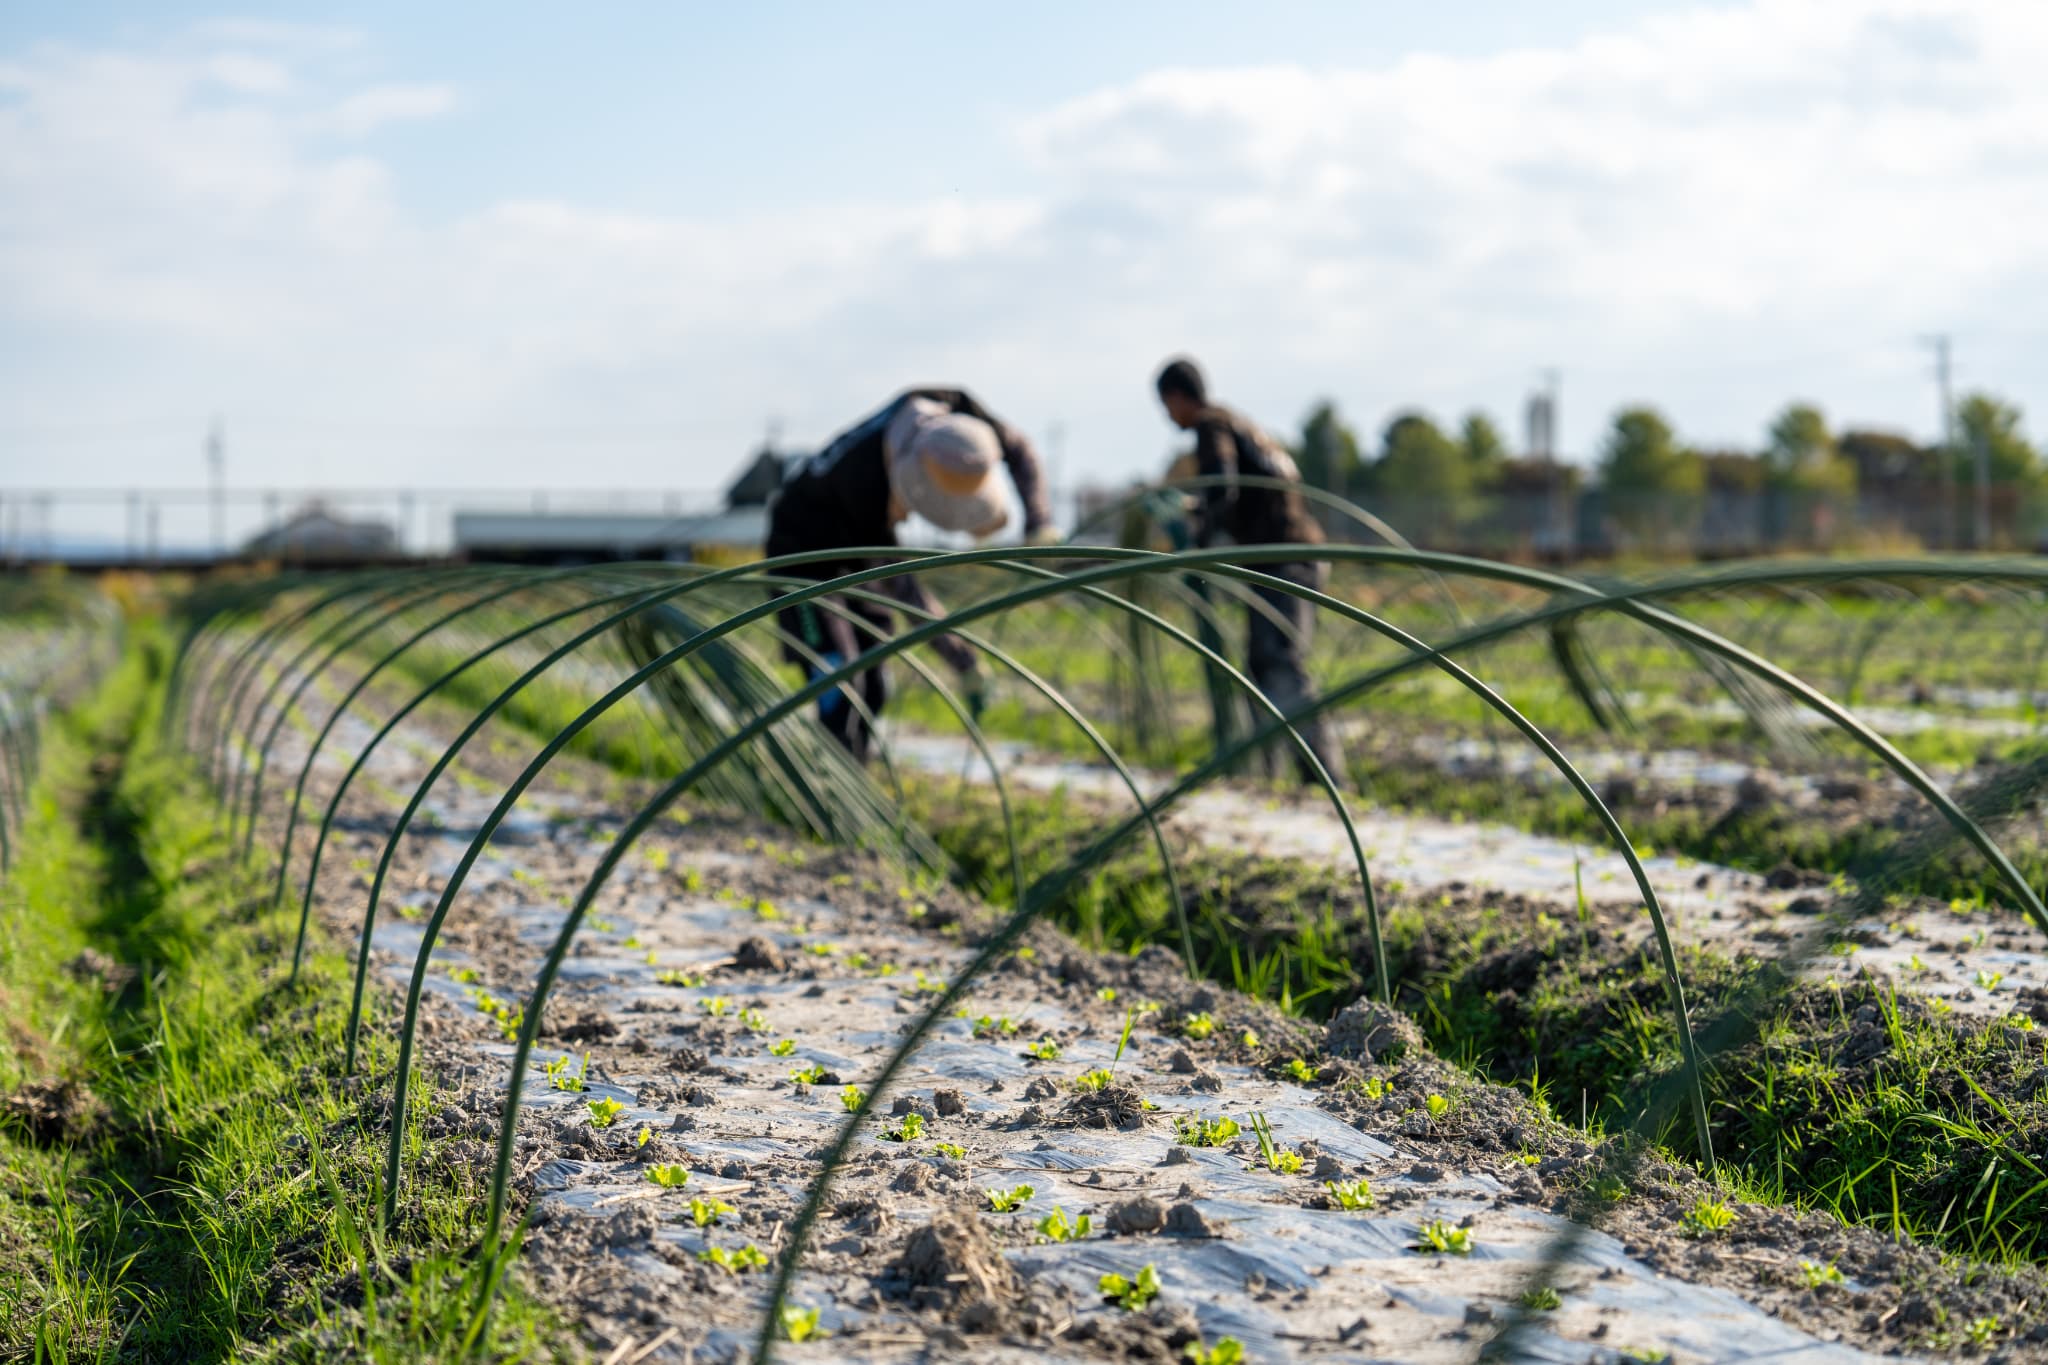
left=1295, top=401, right=1364, bottom=494
left=1763, top=401, right=1856, bottom=496
left=1954, top=392, right=2040, bottom=485
left=1457, top=412, right=1509, bottom=488
left=1599, top=406, right=1702, bottom=497
left=1599, top=406, right=1702, bottom=549
left=1374, top=411, right=1467, bottom=499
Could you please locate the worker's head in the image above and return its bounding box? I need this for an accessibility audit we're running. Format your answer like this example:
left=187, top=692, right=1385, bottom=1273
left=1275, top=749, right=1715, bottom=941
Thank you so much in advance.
left=887, top=408, right=1009, bottom=536
left=1154, top=356, right=1208, bottom=430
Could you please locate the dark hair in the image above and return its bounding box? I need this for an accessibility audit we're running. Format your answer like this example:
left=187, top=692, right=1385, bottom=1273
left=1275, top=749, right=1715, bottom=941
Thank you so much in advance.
left=1154, top=356, right=1207, bottom=404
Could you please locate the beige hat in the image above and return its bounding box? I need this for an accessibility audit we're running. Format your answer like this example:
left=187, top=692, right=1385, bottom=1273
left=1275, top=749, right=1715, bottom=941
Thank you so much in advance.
left=885, top=400, right=1009, bottom=535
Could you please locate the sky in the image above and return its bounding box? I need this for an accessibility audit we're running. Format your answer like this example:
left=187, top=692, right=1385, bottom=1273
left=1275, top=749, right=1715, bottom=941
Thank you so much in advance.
left=2, top=0, right=2046, bottom=517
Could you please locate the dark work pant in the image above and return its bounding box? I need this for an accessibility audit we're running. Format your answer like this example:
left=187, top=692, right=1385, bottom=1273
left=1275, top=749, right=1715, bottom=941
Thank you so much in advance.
left=777, top=592, right=891, bottom=762
left=1245, top=562, right=1341, bottom=785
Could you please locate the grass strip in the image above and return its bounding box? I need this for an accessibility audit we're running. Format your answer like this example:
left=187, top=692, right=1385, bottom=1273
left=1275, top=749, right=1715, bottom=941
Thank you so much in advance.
left=0, top=622, right=568, bottom=1363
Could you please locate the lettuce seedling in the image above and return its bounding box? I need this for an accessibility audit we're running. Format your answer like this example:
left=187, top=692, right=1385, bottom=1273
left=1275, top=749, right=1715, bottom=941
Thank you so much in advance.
left=1425, top=1093, right=1451, bottom=1120
left=1239, top=1029, right=1260, bottom=1049
left=645, top=1164, right=690, bottom=1188
left=789, top=1064, right=829, bottom=1086
left=738, top=1007, right=769, bottom=1033
left=933, top=1142, right=967, bottom=1160
left=1518, top=1286, right=1562, bottom=1311
left=1284, top=1058, right=1318, bottom=1084
left=698, top=1243, right=769, bottom=1273
left=770, top=1039, right=797, bottom=1056
left=884, top=1113, right=925, bottom=1142
left=1098, top=1263, right=1161, bottom=1310
left=972, top=1014, right=1021, bottom=1038
left=1173, top=1114, right=1239, bottom=1148
left=779, top=1305, right=823, bottom=1342
left=447, top=966, right=479, bottom=985
left=586, top=1097, right=625, bottom=1128
left=1412, top=1219, right=1473, bottom=1255
left=1035, top=1207, right=1091, bottom=1243
left=689, top=1197, right=736, bottom=1227
left=1073, top=1068, right=1115, bottom=1093
left=984, top=1184, right=1034, bottom=1212
left=1799, top=1260, right=1844, bottom=1289
left=1186, top=1339, right=1245, bottom=1365
left=544, top=1051, right=589, bottom=1092
left=656, top=969, right=707, bottom=987
left=1181, top=1011, right=1215, bottom=1041
left=1324, top=1178, right=1374, bottom=1210
left=701, top=996, right=730, bottom=1017
left=1025, top=1038, right=1061, bottom=1061
left=634, top=1126, right=653, bottom=1148
left=839, top=1084, right=864, bottom=1112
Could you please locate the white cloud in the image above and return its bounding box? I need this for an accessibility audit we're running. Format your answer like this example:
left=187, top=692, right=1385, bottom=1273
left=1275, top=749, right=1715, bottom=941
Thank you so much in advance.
left=2, top=1, right=2046, bottom=503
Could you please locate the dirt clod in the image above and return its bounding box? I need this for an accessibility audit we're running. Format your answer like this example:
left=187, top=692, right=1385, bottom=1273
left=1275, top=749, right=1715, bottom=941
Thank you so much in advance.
left=734, top=936, right=786, bottom=972
left=1323, top=999, right=1420, bottom=1063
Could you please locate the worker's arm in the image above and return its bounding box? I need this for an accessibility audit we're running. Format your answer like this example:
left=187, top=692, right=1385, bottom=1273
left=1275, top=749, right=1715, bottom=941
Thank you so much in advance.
left=1191, top=418, right=1238, bottom=549
left=910, top=387, right=1055, bottom=539
left=881, top=571, right=979, bottom=678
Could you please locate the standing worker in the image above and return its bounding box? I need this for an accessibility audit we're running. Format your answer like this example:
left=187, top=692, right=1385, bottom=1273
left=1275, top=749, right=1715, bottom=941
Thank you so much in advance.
left=1153, top=356, right=1342, bottom=784
left=767, top=388, right=1056, bottom=760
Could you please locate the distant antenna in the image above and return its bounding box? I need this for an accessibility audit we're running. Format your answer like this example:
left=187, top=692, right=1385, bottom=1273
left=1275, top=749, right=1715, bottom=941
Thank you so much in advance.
left=206, top=415, right=225, bottom=554
left=1525, top=369, right=1560, bottom=462
left=1920, top=336, right=1956, bottom=548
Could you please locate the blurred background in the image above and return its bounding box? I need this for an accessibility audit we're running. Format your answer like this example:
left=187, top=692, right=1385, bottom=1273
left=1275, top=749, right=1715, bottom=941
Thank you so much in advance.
left=2, top=1, right=2044, bottom=564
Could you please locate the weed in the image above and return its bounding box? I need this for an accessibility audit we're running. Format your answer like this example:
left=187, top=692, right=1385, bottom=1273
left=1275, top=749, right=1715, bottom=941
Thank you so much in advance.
left=1413, top=1219, right=1474, bottom=1255
left=1799, top=1260, right=1845, bottom=1289
left=586, top=1097, right=625, bottom=1128
left=1681, top=1196, right=1737, bottom=1238
left=984, top=1185, right=1035, bottom=1213
left=1968, top=1315, right=2001, bottom=1346
left=1247, top=1113, right=1302, bottom=1174
left=1035, top=1208, right=1092, bottom=1243
left=1324, top=1179, right=1375, bottom=1210
left=644, top=1164, right=690, bottom=1189
left=1098, top=1264, right=1162, bottom=1311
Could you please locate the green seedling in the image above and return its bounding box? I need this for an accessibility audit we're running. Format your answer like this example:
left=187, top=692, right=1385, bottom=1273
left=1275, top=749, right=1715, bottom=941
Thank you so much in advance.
left=635, top=1125, right=653, bottom=1148
left=1173, top=1114, right=1240, bottom=1148
left=586, top=1096, right=625, bottom=1128
left=1588, top=1173, right=1629, bottom=1203
left=840, top=1084, right=864, bottom=1112
left=644, top=1164, right=690, bottom=1188
left=738, top=1007, right=769, bottom=1033
left=1185, top=1338, right=1245, bottom=1365
left=933, top=1142, right=967, bottom=1160
left=805, top=941, right=834, bottom=957
left=698, top=1243, right=770, bottom=1273
left=770, top=1039, right=797, bottom=1057
left=1968, top=1316, right=2002, bottom=1347
left=1425, top=1093, right=1451, bottom=1120
left=1239, top=1029, right=1260, bottom=1049
left=1073, top=1068, right=1115, bottom=1093
left=1413, top=1219, right=1474, bottom=1255
left=1620, top=1350, right=1668, bottom=1364
left=590, top=917, right=614, bottom=933
left=1035, top=1207, right=1092, bottom=1243
left=701, top=996, right=730, bottom=1017
left=544, top=1051, right=588, bottom=1093
left=1975, top=969, right=2005, bottom=992
left=984, top=1184, right=1035, bottom=1213
left=844, top=950, right=871, bottom=971
left=1098, top=1263, right=1161, bottom=1311
left=884, top=1113, right=926, bottom=1142
left=1325, top=1178, right=1375, bottom=1210
left=621, top=935, right=643, bottom=949
left=1681, top=1196, right=1737, bottom=1238
left=1799, top=1260, right=1845, bottom=1289
left=790, top=1064, right=829, bottom=1086
left=1181, top=1011, right=1216, bottom=1041
left=779, top=1305, right=824, bottom=1343
left=690, top=1198, right=736, bottom=1228
left=1284, top=1058, right=1318, bottom=1084
left=1096, top=987, right=1118, bottom=1003
left=906, top=969, right=946, bottom=995
left=656, top=969, right=707, bottom=987
left=1025, top=1038, right=1061, bottom=1061
left=1517, top=1286, right=1562, bottom=1311
left=447, top=965, right=479, bottom=984
left=1248, top=1112, right=1302, bottom=1174
left=1355, top=1076, right=1391, bottom=1101
left=972, top=1014, right=1020, bottom=1038
left=752, top=897, right=781, bottom=920
left=645, top=846, right=670, bottom=872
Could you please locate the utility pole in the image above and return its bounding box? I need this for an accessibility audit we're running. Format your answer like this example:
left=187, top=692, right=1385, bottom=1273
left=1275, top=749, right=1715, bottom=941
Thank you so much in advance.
left=1045, top=422, right=1066, bottom=533
left=206, top=415, right=226, bottom=556
left=1922, top=336, right=1955, bottom=550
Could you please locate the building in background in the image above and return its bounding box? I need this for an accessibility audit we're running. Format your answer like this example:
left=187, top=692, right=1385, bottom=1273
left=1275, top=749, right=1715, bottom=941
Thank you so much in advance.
left=241, top=501, right=398, bottom=562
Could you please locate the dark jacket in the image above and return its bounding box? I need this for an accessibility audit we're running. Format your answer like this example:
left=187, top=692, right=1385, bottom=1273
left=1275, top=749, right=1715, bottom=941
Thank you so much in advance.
left=1186, top=404, right=1324, bottom=549
left=766, top=388, right=1050, bottom=672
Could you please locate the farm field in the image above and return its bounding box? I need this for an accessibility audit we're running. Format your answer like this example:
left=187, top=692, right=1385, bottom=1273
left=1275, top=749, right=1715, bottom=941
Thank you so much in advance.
left=5, top=552, right=2048, bottom=1363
